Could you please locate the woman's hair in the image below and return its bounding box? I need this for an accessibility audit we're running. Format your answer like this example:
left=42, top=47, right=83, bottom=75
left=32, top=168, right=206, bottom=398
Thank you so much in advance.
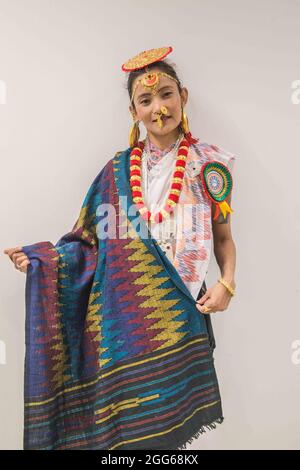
left=125, top=59, right=183, bottom=111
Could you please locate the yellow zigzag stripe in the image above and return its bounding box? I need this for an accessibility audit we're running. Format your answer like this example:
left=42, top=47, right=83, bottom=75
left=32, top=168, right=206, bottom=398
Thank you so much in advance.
left=75, top=205, right=96, bottom=244
left=85, top=283, right=104, bottom=368
left=122, top=224, right=188, bottom=350
left=50, top=252, right=71, bottom=388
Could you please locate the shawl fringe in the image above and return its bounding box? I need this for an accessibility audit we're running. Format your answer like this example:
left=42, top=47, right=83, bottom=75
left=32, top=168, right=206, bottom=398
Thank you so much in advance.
left=176, top=417, right=224, bottom=450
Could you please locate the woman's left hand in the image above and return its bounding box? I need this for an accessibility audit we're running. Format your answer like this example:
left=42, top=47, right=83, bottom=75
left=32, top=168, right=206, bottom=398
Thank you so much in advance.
left=196, top=281, right=234, bottom=314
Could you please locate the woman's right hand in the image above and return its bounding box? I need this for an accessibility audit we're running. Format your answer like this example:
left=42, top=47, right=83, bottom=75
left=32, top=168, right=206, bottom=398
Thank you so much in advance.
left=3, top=246, right=30, bottom=273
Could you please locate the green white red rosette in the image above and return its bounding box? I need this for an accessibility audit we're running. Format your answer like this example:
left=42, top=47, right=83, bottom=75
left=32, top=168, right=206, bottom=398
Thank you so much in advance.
left=200, top=160, right=233, bottom=220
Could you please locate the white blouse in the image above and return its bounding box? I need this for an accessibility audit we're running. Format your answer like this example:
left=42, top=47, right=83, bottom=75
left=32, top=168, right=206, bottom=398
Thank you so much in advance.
left=140, top=134, right=236, bottom=300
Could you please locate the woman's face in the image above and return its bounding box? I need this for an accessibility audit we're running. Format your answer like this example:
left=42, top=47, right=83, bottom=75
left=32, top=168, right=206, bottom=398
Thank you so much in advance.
left=129, top=68, right=188, bottom=137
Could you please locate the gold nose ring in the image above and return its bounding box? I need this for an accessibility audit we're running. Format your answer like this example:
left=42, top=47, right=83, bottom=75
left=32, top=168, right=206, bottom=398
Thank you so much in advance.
left=156, top=106, right=169, bottom=128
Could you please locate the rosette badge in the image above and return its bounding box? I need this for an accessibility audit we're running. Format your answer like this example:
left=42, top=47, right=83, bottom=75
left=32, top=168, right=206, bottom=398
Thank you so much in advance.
left=200, top=160, right=233, bottom=220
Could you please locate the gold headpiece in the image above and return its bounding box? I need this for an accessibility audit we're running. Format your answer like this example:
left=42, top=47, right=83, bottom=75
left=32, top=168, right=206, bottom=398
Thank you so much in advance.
left=121, top=46, right=173, bottom=72
left=121, top=46, right=179, bottom=104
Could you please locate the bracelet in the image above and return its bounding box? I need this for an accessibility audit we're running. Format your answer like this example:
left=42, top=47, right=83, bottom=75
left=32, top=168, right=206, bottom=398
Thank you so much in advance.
left=218, top=277, right=236, bottom=296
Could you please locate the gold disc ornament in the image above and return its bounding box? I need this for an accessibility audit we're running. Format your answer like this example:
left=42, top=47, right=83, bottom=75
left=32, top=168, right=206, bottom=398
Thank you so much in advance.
left=121, top=46, right=173, bottom=71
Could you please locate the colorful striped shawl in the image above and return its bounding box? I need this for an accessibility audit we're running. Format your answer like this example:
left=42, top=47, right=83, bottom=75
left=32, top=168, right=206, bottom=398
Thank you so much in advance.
left=22, top=147, right=224, bottom=450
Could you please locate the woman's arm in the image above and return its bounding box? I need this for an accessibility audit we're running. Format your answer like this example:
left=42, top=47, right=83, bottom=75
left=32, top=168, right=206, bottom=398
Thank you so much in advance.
left=196, top=195, right=236, bottom=314
left=211, top=195, right=236, bottom=289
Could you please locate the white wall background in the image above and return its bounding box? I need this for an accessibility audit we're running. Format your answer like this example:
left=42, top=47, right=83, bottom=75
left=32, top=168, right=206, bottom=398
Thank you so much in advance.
left=0, top=0, right=299, bottom=450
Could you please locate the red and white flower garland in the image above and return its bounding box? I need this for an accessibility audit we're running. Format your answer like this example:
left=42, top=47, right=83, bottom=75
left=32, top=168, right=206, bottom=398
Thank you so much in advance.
left=129, top=136, right=191, bottom=224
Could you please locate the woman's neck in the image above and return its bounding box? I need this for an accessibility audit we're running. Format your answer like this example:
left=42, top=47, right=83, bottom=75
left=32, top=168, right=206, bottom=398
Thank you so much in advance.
left=146, top=127, right=181, bottom=151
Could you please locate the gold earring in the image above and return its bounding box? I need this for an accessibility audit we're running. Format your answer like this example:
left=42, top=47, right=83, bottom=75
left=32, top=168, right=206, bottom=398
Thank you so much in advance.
left=181, top=108, right=190, bottom=134
left=129, top=116, right=140, bottom=148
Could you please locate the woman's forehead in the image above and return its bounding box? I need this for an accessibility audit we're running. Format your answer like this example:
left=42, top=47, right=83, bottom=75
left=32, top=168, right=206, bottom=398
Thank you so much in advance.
left=133, top=71, right=175, bottom=98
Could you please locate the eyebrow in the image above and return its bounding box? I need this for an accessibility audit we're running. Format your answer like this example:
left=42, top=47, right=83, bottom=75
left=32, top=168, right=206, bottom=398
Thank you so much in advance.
left=136, top=85, right=173, bottom=101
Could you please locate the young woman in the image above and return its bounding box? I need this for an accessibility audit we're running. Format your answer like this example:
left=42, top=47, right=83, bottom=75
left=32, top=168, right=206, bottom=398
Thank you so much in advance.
left=4, top=46, right=236, bottom=450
